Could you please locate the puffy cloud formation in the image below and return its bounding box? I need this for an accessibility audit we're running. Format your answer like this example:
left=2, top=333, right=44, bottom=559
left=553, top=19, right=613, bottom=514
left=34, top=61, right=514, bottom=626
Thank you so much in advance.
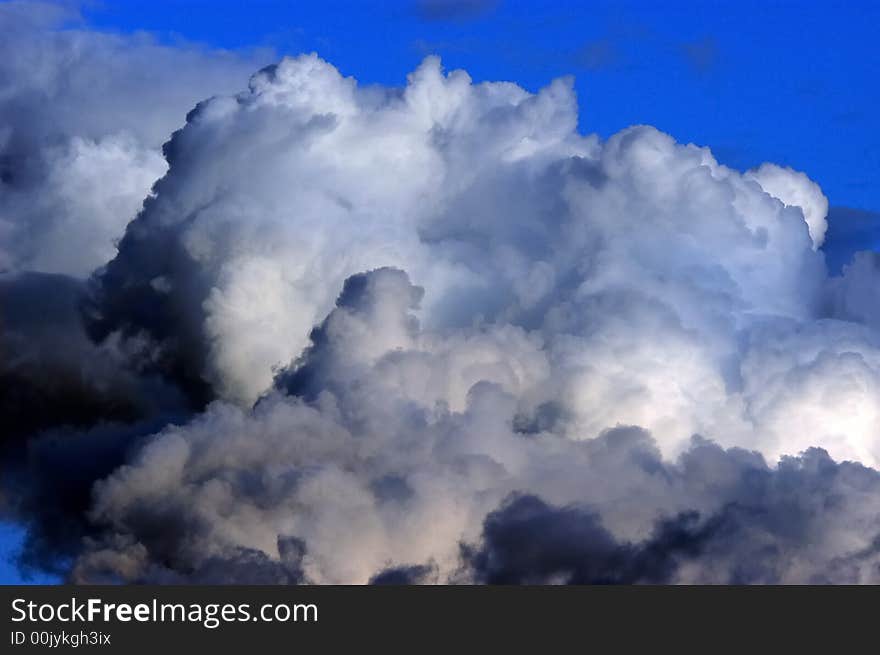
left=0, top=1, right=268, bottom=276
left=74, top=268, right=880, bottom=583
left=746, top=163, right=829, bottom=249
left=89, top=51, right=875, bottom=468
left=0, top=271, right=189, bottom=572
left=3, top=16, right=880, bottom=583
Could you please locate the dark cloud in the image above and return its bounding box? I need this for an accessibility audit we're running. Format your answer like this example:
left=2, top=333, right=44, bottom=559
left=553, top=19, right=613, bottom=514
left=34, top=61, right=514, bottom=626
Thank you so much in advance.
left=8, top=418, right=184, bottom=577
left=0, top=272, right=189, bottom=575
left=0, top=272, right=188, bottom=449
left=464, top=445, right=880, bottom=584
left=180, top=539, right=307, bottom=585
left=75, top=537, right=308, bottom=584
left=0, top=9, right=261, bottom=579
left=1, top=273, right=138, bottom=443
left=83, top=221, right=218, bottom=408
left=370, top=563, right=436, bottom=585
left=463, top=494, right=691, bottom=584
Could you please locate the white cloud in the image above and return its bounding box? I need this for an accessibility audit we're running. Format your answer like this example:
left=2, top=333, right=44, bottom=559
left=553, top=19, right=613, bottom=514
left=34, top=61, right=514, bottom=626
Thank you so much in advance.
left=746, top=162, right=829, bottom=248
left=2, top=13, right=878, bottom=582
left=0, top=2, right=270, bottom=276
left=90, top=54, right=868, bottom=469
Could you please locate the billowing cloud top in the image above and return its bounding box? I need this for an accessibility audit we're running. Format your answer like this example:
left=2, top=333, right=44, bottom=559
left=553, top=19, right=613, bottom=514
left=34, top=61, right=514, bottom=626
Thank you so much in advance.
left=3, top=29, right=880, bottom=584
left=90, top=53, right=870, bottom=467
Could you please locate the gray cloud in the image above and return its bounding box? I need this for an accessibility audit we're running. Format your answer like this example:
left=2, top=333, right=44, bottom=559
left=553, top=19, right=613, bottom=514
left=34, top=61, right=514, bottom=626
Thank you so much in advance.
left=370, top=563, right=438, bottom=585
left=0, top=271, right=190, bottom=574
left=72, top=268, right=880, bottom=583
left=465, top=445, right=880, bottom=584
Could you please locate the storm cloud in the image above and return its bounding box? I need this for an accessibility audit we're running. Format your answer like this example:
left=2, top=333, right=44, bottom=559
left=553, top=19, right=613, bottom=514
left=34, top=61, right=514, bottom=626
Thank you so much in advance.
left=2, top=4, right=880, bottom=584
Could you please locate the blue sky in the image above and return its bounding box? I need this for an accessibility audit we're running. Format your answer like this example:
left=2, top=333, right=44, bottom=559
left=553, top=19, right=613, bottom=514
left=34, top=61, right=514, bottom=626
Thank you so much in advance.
left=2, top=0, right=878, bottom=584
left=0, top=521, right=58, bottom=584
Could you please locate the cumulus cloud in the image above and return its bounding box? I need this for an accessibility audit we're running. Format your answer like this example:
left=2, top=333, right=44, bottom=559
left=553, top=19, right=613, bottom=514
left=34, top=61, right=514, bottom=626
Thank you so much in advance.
left=87, top=51, right=872, bottom=468
left=72, top=268, right=880, bottom=584
left=3, top=10, right=880, bottom=583
left=0, top=270, right=190, bottom=574
left=746, top=162, right=829, bottom=248
left=465, top=446, right=880, bottom=585
left=0, top=1, right=269, bottom=276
